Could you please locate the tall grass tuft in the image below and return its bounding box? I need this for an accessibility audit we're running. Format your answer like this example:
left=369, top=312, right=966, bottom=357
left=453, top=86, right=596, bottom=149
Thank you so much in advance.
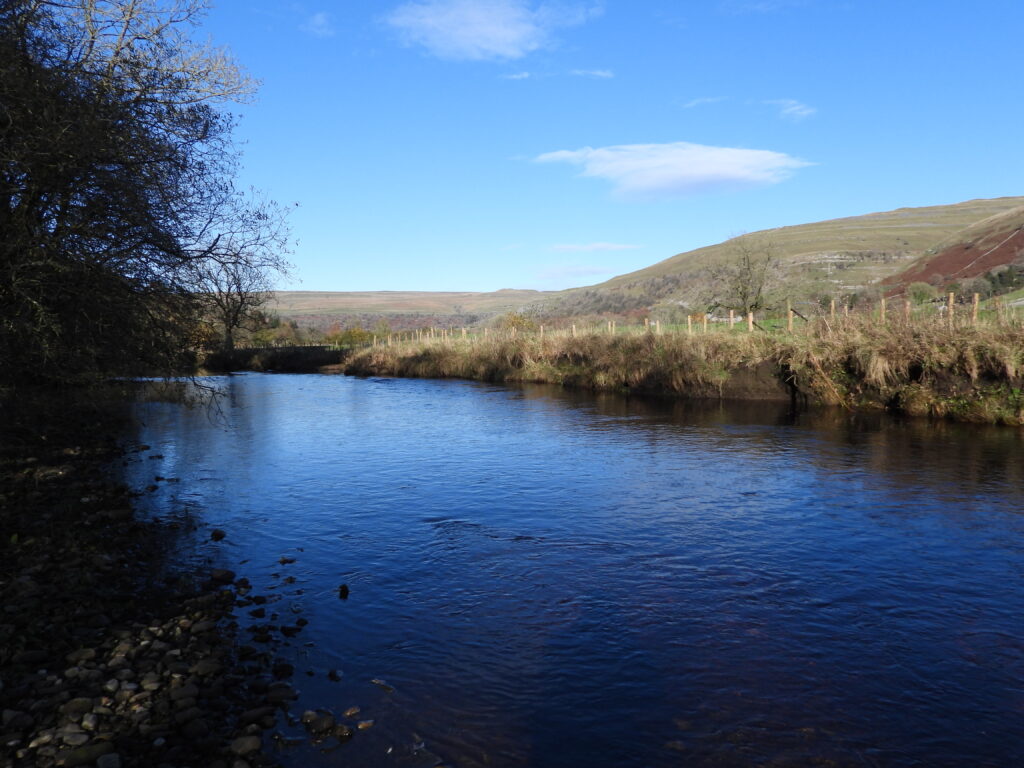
left=346, top=316, right=1024, bottom=425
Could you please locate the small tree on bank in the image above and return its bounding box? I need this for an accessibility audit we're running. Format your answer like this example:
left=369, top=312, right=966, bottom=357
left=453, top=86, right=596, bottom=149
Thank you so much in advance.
left=189, top=193, right=293, bottom=351
left=700, top=237, right=782, bottom=315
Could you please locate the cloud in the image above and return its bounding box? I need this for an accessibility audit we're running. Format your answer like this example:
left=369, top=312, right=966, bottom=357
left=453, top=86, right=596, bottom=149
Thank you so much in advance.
left=722, top=0, right=808, bottom=13
left=300, top=11, right=335, bottom=38
left=502, top=71, right=532, bottom=79
left=537, top=264, right=613, bottom=281
left=570, top=68, right=613, bottom=78
left=550, top=242, right=640, bottom=252
left=766, top=98, right=816, bottom=120
left=535, top=141, right=812, bottom=199
left=385, top=0, right=601, bottom=61
left=683, top=96, right=726, bottom=109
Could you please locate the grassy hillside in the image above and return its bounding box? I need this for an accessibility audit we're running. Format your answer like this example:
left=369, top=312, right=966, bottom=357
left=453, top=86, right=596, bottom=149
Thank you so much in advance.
left=529, top=197, right=1024, bottom=318
left=270, top=197, right=1024, bottom=327
left=884, top=204, right=1024, bottom=289
left=271, top=288, right=552, bottom=315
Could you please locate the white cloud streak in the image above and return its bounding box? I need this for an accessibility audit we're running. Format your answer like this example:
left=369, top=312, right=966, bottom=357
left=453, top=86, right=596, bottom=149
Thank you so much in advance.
left=300, top=11, right=335, bottom=38
left=683, top=96, right=726, bottom=109
left=535, top=141, right=812, bottom=199
left=550, top=242, right=640, bottom=252
left=766, top=99, right=816, bottom=120
left=537, top=264, right=613, bottom=281
left=385, top=0, right=601, bottom=61
left=502, top=71, right=532, bottom=79
left=570, top=68, right=613, bottom=78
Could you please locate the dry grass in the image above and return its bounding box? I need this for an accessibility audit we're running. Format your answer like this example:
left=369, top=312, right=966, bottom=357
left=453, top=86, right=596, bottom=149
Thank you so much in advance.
left=346, top=316, right=1024, bottom=425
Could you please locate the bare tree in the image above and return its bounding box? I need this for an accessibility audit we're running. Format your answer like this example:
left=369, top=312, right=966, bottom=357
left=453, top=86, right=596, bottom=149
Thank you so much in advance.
left=189, top=193, right=293, bottom=351
left=700, top=236, right=782, bottom=314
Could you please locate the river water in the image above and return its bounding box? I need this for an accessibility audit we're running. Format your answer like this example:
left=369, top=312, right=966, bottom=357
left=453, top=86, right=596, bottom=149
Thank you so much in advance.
left=124, top=374, right=1024, bottom=767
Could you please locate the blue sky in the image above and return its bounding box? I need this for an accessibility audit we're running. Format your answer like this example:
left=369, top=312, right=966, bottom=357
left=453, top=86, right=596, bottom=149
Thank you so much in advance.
left=201, top=0, right=1024, bottom=292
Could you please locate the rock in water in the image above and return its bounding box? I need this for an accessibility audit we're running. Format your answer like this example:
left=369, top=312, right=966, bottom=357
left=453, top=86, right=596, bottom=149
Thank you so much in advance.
left=337, top=584, right=350, bottom=600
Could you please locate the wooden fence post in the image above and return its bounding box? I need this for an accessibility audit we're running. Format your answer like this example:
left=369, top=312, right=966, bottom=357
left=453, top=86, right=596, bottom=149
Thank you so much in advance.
left=572, top=323, right=577, bottom=338
left=904, top=299, right=911, bottom=322
left=747, top=311, right=754, bottom=332
left=972, top=293, right=979, bottom=325
left=729, top=309, right=735, bottom=328
left=787, top=299, right=793, bottom=332
left=702, top=315, right=708, bottom=333
left=879, top=297, right=886, bottom=325
left=656, top=320, right=661, bottom=335
left=947, top=292, right=955, bottom=330
left=687, top=315, right=692, bottom=335
left=830, top=299, right=836, bottom=320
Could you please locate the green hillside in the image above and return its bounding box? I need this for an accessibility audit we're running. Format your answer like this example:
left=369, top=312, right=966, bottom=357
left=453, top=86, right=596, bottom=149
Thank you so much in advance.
left=271, top=197, right=1024, bottom=326
left=270, top=289, right=552, bottom=317
left=530, top=196, right=1024, bottom=318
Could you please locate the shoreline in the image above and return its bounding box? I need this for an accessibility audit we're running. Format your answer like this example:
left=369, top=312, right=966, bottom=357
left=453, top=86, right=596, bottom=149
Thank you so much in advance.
left=342, top=319, right=1024, bottom=426
left=0, top=395, right=348, bottom=767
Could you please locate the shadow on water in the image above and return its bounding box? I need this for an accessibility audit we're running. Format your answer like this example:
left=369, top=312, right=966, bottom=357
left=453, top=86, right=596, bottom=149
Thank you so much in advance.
left=121, top=375, right=1024, bottom=768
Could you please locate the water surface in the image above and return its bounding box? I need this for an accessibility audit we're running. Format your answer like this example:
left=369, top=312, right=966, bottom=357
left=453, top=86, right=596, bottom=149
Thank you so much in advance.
left=125, top=375, right=1024, bottom=767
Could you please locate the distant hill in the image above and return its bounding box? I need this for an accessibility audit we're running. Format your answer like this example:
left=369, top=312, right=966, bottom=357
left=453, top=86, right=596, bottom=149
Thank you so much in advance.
left=883, top=205, right=1024, bottom=291
left=528, top=196, right=1024, bottom=317
left=269, top=289, right=553, bottom=330
left=271, top=197, right=1024, bottom=326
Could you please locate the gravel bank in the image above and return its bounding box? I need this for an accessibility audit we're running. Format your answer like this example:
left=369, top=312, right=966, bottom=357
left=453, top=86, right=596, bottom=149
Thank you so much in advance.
left=0, top=399, right=352, bottom=768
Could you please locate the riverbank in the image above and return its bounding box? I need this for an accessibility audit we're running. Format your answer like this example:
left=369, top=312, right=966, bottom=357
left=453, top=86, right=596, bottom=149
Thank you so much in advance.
left=201, top=347, right=346, bottom=374
left=0, top=393, right=349, bottom=767
left=344, top=316, right=1024, bottom=425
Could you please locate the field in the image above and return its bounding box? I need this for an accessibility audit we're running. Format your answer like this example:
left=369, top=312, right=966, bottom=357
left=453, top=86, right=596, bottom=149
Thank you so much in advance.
left=270, top=289, right=552, bottom=316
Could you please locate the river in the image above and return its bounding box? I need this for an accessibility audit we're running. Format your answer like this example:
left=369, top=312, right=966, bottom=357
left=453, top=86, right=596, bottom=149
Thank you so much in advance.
left=124, top=374, right=1024, bottom=767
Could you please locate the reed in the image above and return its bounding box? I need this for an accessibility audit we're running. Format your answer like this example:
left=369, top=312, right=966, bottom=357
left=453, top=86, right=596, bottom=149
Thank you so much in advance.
left=345, top=315, right=1024, bottom=425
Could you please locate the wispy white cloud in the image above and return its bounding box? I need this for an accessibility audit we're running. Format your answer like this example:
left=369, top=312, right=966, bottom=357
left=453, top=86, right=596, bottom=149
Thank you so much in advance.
left=537, top=264, right=613, bottom=281
left=300, top=11, right=335, bottom=38
left=550, top=242, right=640, bottom=252
left=683, top=96, right=726, bottom=109
left=722, top=0, right=808, bottom=13
left=385, top=0, right=601, bottom=61
left=502, top=71, right=532, bottom=79
left=570, top=68, right=613, bottom=78
left=766, top=98, right=816, bottom=120
left=535, top=141, right=812, bottom=199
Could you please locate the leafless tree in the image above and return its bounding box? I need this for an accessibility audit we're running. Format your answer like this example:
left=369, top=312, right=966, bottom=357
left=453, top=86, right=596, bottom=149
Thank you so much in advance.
left=700, top=236, right=782, bottom=315
left=188, top=193, right=293, bottom=351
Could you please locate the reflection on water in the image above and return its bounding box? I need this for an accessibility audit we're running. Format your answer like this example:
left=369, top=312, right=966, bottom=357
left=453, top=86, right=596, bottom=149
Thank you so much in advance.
left=125, top=375, right=1024, bottom=767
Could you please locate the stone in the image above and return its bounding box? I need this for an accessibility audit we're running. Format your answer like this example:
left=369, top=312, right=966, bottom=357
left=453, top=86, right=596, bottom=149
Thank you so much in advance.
left=210, top=529, right=226, bottom=541
left=60, top=698, right=93, bottom=718
left=265, top=682, right=297, bottom=703
left=230, top=735, right=261, bottom=756
left=181, top=719, right=209, bottom=740
left=12, top=649, right=48, bottom=665
left=96, top=754, right=122, bottom=768
left=190, top=620, right=217, bottom=634
left=80, top=713, right=98, bottom=731
left=238, top=707, right=276, bottom=726
left=210, top=569, right=236, bottom=584
left=169, top=683, right=198, bottom=701
left=55, top=741, right=113, bottom=767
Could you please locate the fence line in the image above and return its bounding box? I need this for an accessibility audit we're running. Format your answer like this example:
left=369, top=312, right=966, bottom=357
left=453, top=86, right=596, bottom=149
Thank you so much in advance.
left=353, top=292, right=1023, bottom=352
